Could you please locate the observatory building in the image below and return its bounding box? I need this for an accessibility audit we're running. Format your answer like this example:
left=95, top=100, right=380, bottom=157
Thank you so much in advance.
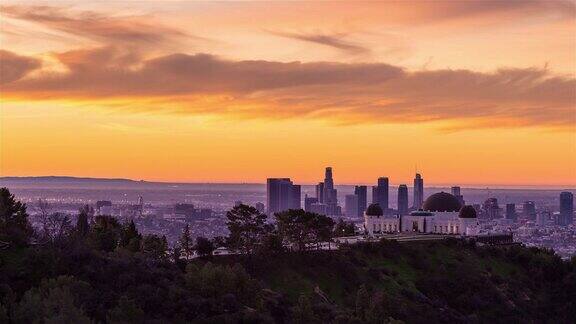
left=364, top=192, right=479, bottom=236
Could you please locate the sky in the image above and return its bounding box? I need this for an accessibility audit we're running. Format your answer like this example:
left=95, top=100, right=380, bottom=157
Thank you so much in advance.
left=1, top=1, right=575, bottom=187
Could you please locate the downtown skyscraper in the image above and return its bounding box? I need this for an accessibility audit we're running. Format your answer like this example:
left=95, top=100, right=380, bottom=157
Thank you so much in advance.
left=397, top=184, right=409, bottom=215
left=413, top=173, right=424, bottom=209
left=266, top=178, right=301, bottom=214
left=372, top=177, right=389, bottom=212
left=559, top=191, right=574, bottom=226
left=354, top=185, right=368, bottom=218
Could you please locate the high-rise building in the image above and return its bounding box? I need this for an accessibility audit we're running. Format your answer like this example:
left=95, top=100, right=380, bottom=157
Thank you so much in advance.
left=413, top=173, right=424, bottom=209
left=354, top=185, right=368, bottom=218
left=315, top=182, right=324, bottom=203
left=321, top=167, right=339, bottom=215
left=304, top=195, right=318, bottom=212
left=559, top=191, right=574, bottom=226
left=505, top=203, right=517, bottom=222
left=397, top=184, right=409, bottom=215
left=372, top=177, right=389, bottom=212
left=482, top=198, right=500, bottom=219
left=345, top=194, right=359, bottom=218
left=309, top=203, right=328, bottom=215
left=536, top=211, right=548, bottom=226
left=523, top=201, right=536, bottom=220
left=451, top=186, right=465, bottom=205
left=292, top=185, right=301, bottom=210
left=266, top=178, right=300, bottom=214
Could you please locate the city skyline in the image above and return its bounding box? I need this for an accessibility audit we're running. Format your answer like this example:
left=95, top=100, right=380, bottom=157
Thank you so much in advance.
left=1, top=1, right=575, bottom=186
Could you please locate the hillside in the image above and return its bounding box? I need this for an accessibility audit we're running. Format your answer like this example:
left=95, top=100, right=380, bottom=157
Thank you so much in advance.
left=1, top=239, right=574, bottom=323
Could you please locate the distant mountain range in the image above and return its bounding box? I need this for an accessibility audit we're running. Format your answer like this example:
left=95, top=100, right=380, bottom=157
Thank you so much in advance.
left=0, top=176, right=140, bottom=183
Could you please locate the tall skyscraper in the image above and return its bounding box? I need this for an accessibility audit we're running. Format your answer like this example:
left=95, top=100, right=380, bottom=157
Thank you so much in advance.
left=523, top=201, right=536, bottom=220
left=483, top=198, right=500, bottom=219
left=559, top=191, right=574, bottom=226
left=345, top=194, right=359, bottom=218
left=505, top=203, right=517, bottom=222
left=451, top=186, right=464, bottom=205
left=397, top=184, right=409, bottom=215
left=266, top=178, right=300, bottom=214
left=372, top=177, right=389, bottom=212
left=413, top=173, right=424, bottom=209
left=315, top=182, right=324, bottom=203
left=354, top=185, right=368, bottom=218
left=322, top=167, right=339, bottom=215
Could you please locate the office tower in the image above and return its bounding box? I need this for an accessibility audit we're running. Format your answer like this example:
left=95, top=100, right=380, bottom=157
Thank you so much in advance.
left=372, top=177, right=389, bottom=212
left=292, top=185, right=302, bottom=210
left=536, top=212, right=547, bottom=226
left=309, top=203, right=328, bottom=215
left=255, top=202, right=265, bottom=213
left=483, top=198, right=500, bottom=219
left=322, top=167, right=339, bottom=215
left=323, top=167, right=337, bottom=205
left=397, top=184, right=409, bottom=215
left=559, top=191, right=574, bottom=226
left=345, top=194, right=359, bottom=218
left=413, top=173, right=424, bottom=209
left=451, top=186, right=465, bottom=205
left=304, top=195, right=318, bottom=212
left=315, top=182, right=325, bottom=203
left=523, top=201, right=536, bottom=220
left=267, top=178, right=300, bottom=214
left=354, top=185, right=368, bottom=218
left=505, top=203, right=517, bottom=222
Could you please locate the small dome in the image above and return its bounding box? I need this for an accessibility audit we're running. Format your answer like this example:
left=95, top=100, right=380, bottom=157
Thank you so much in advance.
left=422, top=192, right=462, bottom=212
left=459, top=205, right=477, bottom=218
left=366, top=203, right=383, bottom=216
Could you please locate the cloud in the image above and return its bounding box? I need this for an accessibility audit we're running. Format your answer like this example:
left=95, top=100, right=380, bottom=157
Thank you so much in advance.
left=271, top=31, right=369, bottom=55
left=0, top=5, right=192, bottom=46
left=2, top=47, right=575, bottom=130
left=0, top=50, right=42, bottom=84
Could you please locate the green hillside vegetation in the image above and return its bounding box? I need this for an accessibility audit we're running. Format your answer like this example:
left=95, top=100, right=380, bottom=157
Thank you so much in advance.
left=0, top=188, right=575, bottom=323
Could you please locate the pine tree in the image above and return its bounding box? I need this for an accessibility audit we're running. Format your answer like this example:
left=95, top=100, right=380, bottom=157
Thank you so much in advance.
left=179, top=224, right=193, bottom=258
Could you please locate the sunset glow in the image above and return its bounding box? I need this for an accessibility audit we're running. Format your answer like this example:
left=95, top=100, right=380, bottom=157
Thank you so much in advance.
left=1, top=1, right=575, bottom=186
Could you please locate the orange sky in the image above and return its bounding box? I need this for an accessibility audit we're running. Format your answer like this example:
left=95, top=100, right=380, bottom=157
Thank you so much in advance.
left=1, top=1, right=575, bottom=186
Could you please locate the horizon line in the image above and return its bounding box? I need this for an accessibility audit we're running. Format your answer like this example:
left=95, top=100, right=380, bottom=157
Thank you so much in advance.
left=1, top=175, right=574, bottom=190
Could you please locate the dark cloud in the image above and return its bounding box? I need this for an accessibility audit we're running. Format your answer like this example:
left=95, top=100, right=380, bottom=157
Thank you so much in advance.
left=0, top=50, right=41, bottom=84
left=2, top=47, right=574, bottom=130
left=271, top=31, right=369, bottom=55
left=0, top=5, right=193, bottom=45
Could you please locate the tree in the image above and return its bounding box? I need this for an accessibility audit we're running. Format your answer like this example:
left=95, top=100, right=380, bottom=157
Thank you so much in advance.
left=275, top=209, right=315, bottom=252
left=179, top=223, right=194, bottom=258
left=13, top=276, right=92, bottom=324
left=44, top=212, right=73, bottom=243
left=141, top=234, right=168, bottom=259
left=87, top=215, right=122, bottom=252
left=334, top=218, right=356, bottom=237
left=0, top=188, right=33, bottom=247
left=226, top=204, right=269, bottom=254
left=311, top=214, right=335, bottom=250
left=195, top=236, right=215, bottom=257
left=107, top=296, right=145, bottom=324
left=119, top=220, right=142, bottom=252
left=76, top=205, right=93, bottom=238
left=275, top=210, right=333, bottom=252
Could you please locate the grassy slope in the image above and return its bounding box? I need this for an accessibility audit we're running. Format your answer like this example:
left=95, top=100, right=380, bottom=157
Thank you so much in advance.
left=209, top=239, right=572, bottom=323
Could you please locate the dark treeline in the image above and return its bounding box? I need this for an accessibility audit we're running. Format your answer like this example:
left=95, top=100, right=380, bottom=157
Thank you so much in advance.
left=1, top=187, right=575, bottom=323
